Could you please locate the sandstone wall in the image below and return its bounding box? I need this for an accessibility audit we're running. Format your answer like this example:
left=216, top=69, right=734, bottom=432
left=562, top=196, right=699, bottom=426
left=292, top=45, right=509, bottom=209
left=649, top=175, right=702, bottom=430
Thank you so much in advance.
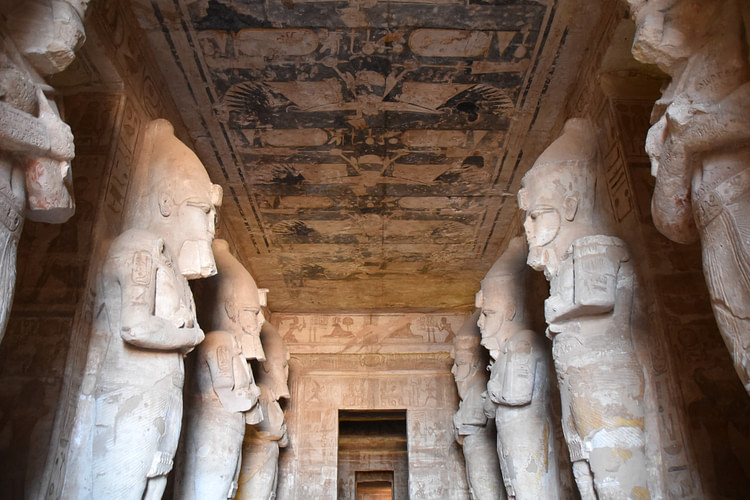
left=0, top=0, right=193, bottom=497
left=274, top=313, right=469, bottom=500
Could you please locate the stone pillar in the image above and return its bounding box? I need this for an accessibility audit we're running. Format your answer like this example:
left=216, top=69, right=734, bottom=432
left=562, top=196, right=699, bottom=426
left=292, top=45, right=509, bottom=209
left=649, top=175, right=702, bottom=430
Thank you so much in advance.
left=0, top=0, right=88, bottom=344
left=627, top=0, right=750, bottom=395
left=62, top=119, right=221, bottom=499
left=236, top=322, right=291, bottom=500
left=518, top=118, right=650, bottom=499
left=477, top=236, right=568, bottom=500
left=175, top=238, right=267, bottom=500
left=451, top=310, right=505, bottom=500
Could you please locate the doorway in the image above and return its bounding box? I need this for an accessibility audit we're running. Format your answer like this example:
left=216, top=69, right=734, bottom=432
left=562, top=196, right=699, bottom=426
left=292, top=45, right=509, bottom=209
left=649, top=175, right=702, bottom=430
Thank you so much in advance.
left=337, top=410, right=408, bottom=500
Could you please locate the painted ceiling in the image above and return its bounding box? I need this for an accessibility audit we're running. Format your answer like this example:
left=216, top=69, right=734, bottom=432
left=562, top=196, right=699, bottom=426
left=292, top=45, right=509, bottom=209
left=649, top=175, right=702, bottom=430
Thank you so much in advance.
left=120, top=0, right=617, bottom=312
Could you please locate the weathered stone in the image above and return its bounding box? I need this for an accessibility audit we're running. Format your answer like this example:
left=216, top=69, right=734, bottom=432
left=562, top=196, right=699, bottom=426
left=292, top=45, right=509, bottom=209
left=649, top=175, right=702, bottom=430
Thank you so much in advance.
left=236, top=322, right=291, bottom=500
left=628, top=0, right=750, bottom=395
left=62, top=119, right=220, bottom=499
left=477, top=236, right=569, bottom=500
left=451, top=310, right=505, bottom=500
left=519, top=119, right=650, bottom=499
left=0, top=1, right=84, bottom=346
left=175, top=239, right=266, bottom=500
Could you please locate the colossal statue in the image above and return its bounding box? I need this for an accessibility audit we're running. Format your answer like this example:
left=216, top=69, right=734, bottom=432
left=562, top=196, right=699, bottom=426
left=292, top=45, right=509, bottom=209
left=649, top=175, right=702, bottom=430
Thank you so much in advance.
left=627, top=0, right=750, bottom=394
left=0, top=0, right=87, bottom=343
left=64, top=119, right=221, bottom=499
left=175, top=239, right=267, bottom=500
left=451, top=310, right=505, bottom=500
left=236, top=322, right=291, bottom=500
left=476, top=236, right=563, bottom=500
left=517, top=118, right=649, bottom=499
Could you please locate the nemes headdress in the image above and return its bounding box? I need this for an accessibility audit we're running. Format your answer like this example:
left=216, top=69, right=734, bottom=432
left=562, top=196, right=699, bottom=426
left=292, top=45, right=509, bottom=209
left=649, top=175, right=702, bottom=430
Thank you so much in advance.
left=476, top=236, right=528, bottom=309
left=517, top=118, right=598, bottom=219
left=198, top=239, right=268, bottom=359
left=128, top=119, right=222, bottom=226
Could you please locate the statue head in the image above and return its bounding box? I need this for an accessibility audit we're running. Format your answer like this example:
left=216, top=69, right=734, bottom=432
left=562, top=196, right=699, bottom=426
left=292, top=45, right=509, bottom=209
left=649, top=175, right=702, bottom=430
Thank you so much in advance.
left=627, top=0, right=713, bottom=74
left=475, top=237, right=528, bottom=360
left=450, top=310, right=485, bottom=398
left=198, top=239, right=267, bottom=360
left=255, top=386, right=289, bottom=445
left=131, top=119, right=222, bottom=279
left=257, top=322, right=291, bottom=402
left=517, top=118, right=601, bottom=278
left=3, top=0, right=88, bottom=76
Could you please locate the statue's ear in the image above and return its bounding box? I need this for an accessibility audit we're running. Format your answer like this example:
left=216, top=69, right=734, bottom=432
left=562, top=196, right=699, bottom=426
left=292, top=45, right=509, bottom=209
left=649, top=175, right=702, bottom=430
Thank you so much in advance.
left=224, top=300, right=235, bottom=319
left=507, top=304, right=516, bottom=322
left=211, top=184, right=223, bottom=207
left=474, top=290, right=484, bottom=308
left=158, top=192, right=174, bottom=217
left=563, top=196, right=578, bottom=221
left=517, top=188, right=528, bottom=211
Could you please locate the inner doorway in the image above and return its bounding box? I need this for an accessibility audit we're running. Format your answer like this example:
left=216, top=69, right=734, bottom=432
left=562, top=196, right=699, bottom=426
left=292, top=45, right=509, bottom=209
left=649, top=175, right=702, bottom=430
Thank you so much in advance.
left=355, top=470, right=394, bottom=500
left=337, top=410, right=408, bottom=500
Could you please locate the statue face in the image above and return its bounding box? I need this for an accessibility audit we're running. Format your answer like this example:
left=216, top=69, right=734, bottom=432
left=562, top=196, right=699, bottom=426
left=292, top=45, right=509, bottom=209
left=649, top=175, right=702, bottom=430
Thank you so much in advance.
left=451, top=348, right=473, bottom=383
left=144, top=119, right=222, bottom=279
left=239, top=303, right=264, bottom=338
left=522, top=200, right=564, bottom=276
left=267, top=354, right=290, bottom=401
left=451, top=345, right=480, bottom=398
left=174, top=194, right=218, bottom=279
left=266, top=398, right=288, bottom=441
left=630, top=0, right=706, bottom=71
left=477, top=288, right=513, bottom=360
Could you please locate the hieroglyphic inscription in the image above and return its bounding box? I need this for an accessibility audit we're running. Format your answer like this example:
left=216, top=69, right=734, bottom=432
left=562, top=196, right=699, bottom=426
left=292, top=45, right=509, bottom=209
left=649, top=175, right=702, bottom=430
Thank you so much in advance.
left=273, top=312, right=466, bottom=353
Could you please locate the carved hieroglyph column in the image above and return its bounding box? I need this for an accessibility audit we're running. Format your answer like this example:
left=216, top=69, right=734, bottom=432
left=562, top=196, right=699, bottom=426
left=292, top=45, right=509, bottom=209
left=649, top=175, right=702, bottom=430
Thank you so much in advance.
left=236, top=322, right=291, bottom=500
left=175, top=238, right=267, bottom=500
left=451, top=310, right=505, bottom=500
left=627, top=0, right=750, bottom=395
left=0, top=0, right=88, bottom=343
left=476, top=236, right=565, bottom=500
left=518, top=118, right=649, bottom=500
left=62, top=119, right=222, bottom=500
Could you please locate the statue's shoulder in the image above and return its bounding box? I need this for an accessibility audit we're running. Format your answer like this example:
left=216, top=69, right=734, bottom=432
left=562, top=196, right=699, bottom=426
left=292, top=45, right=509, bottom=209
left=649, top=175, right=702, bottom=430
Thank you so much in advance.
left=507, top=329, right=544, bottom=351
left=572, top=234, right=629, bottom=262
left=573, top=234, right=626, bottom=249
left=200, top=329, right=237, bottom=350
left=102, top=229, right=171, bottom=282
left=107, top=228, right=166, bottom=258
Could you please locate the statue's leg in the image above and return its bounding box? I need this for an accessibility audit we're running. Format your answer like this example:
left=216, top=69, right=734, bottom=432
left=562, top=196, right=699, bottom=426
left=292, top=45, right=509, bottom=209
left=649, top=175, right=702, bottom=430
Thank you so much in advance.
left=229, top=443, right=243, bottom=499
left=144, top=385, right=183, bottom=499
left=143, top=476, right=167, bottom=500
left=571, top=461, right=597, bottom=500
left=179, top=410, right=245, bottom=500
left=92, top=391, right=157, bottom=499
left=0, top=217, right=21, bottom=344
left=496, top=404, right=556, bottom=500
left=462, top=428, right=505, bottom=500
left=699, top=201, right=750, bottom=394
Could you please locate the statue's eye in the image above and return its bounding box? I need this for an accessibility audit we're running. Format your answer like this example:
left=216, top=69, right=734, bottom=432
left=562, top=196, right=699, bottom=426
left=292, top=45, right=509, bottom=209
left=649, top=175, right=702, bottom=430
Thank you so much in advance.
left=186, top=200, right=212, bottom=213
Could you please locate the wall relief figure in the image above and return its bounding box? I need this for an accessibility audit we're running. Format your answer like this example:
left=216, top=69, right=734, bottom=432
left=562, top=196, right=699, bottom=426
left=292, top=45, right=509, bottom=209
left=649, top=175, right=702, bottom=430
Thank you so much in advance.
left=63, top=119, right=222, bottom=499
left=0, top=0, right=88, bottom=343
left=476, top=236, right=564, bottom=500
left=176, top=238, right=267, bottom=500
left=518, top=118, right=649, bottom=499
left=236, top=322, right=291, bottom=500
left=451, top=310, right=505, bottom=500
left=628, top=0, right=750, bottom=394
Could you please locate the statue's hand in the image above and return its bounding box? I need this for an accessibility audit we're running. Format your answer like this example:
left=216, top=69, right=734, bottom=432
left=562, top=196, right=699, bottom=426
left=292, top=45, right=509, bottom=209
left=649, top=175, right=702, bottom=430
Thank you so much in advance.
left=179, top=326, right=204, bottom=354
left=665, top=96, right=708, bottom=138
left=121, top=318, right=204, bottom=350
